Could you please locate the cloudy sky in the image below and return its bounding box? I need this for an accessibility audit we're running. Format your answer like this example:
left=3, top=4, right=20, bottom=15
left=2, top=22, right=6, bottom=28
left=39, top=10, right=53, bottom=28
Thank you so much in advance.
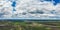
left=12, top=0, right=60, bottom=19
left=0, top=0, right=60, bottom=19
left=45, top=0, right=60, bottom=5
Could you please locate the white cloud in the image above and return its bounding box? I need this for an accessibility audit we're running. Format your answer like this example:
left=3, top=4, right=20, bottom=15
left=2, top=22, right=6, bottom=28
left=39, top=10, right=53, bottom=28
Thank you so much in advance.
left=15, top=0, right=58, bottom=18
left=0, top=0, right=13, bottom=18
left=1, top=0, right=60, bottom=18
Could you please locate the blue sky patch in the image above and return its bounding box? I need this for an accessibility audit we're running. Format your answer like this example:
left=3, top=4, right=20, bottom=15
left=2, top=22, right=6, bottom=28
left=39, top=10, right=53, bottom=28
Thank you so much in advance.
left=45, top=0, right=60, bottom=5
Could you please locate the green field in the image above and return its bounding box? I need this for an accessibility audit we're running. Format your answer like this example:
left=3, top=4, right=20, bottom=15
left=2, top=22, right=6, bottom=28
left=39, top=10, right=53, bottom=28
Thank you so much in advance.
left=0, top=21, right=60, bottom=30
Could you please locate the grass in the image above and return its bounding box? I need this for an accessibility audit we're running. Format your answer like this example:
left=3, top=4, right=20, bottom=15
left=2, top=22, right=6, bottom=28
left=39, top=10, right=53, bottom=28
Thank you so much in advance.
left=0, top=20, right=59, bottom=30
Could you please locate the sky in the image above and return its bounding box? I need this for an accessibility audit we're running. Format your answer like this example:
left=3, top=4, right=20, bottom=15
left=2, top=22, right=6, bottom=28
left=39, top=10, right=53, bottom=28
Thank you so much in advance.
left=0, top=0, right=60, bottom=19
left=14, top=0, right=60, bottom=19
left=45, top=0, right=60, bottom=5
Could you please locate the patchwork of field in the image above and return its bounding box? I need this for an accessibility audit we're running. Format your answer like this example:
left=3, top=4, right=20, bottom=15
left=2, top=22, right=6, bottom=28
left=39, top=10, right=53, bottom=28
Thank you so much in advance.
left=0, top=21, right=60, bottom=30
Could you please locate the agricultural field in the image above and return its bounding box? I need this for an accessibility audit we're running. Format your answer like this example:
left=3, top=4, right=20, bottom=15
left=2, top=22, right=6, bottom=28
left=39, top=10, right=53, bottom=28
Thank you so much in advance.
left=0, top=20, right=60, bottom=30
